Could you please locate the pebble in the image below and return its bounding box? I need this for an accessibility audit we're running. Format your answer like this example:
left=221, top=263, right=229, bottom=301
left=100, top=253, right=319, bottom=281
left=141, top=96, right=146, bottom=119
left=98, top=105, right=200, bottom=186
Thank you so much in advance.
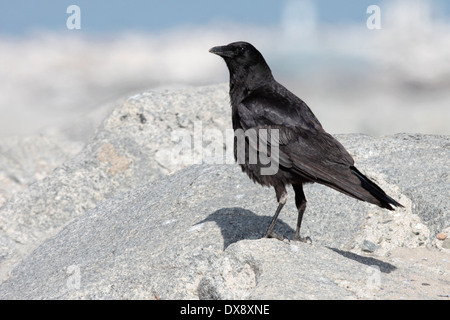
left=361, top=240, right=378, bottom=253
left=436, top=233, right=447, bottom=240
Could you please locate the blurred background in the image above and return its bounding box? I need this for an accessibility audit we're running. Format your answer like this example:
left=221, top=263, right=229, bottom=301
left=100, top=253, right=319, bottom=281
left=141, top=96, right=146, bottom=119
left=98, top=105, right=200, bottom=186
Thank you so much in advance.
left=0, top=0, right=449, bottom=137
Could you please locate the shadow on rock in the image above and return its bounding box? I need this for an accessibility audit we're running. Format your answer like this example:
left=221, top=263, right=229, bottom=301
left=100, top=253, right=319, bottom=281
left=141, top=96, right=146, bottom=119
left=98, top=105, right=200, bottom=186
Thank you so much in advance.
left=327, top=247, right=397, bottom=273
left=198, top=207, right=295, bottom=249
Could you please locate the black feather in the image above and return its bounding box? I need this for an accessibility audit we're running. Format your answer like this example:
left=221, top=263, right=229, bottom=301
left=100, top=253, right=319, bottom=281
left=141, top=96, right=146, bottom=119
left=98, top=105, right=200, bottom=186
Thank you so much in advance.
left=350, top=166, right=403, bottom=210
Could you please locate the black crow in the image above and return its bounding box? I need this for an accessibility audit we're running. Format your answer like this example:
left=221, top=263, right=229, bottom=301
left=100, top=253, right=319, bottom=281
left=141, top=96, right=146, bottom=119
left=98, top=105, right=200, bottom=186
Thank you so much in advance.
left=209, top=41, right=403, bottom=241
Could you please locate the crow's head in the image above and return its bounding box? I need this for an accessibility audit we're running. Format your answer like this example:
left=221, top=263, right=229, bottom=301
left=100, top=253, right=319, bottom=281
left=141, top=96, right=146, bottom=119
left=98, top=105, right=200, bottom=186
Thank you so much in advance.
left=209, top=41, right=264, bottom=65
left=209, top=41, right=272, bottom=87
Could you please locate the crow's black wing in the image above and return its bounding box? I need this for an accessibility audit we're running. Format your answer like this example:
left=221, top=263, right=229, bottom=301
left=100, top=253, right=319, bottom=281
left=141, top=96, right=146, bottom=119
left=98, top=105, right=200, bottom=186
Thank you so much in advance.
left=237, top=83, right=323, bottom=132
left=236, top=83, right=354, bottom=167
left=236, top=83, right=378, bottom=196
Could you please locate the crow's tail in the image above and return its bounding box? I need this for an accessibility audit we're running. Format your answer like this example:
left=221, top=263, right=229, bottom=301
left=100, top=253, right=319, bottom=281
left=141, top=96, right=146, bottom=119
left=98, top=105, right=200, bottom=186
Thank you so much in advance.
left=350, top=166, right=403, bottom=210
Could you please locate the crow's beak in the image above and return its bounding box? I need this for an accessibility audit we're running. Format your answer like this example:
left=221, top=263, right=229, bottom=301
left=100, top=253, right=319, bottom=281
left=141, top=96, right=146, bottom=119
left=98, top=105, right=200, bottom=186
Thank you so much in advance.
left=209, top=45, right=234, bottom=58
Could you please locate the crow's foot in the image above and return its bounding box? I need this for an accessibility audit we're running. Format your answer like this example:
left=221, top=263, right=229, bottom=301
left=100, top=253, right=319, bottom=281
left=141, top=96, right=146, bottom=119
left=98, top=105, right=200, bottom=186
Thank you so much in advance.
left=293, top=235, right=312, bottom=244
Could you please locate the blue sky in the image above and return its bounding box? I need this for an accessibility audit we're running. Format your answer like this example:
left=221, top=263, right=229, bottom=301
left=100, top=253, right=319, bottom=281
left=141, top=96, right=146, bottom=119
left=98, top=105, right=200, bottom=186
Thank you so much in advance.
left=2, top=0, right=447, bottom=36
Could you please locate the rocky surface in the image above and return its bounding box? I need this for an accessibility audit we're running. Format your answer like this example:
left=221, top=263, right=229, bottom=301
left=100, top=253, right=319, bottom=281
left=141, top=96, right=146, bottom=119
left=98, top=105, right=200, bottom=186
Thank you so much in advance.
left=0, top=84, right=448, bottom=299
left=0, top=84, right=229, bottom=282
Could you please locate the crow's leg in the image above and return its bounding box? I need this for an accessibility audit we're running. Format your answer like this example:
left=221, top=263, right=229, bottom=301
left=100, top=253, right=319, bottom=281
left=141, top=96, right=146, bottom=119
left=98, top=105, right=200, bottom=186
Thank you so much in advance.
left=292, top=183, right=311, bottom=243
left=264, top=185, right=287, bottom=240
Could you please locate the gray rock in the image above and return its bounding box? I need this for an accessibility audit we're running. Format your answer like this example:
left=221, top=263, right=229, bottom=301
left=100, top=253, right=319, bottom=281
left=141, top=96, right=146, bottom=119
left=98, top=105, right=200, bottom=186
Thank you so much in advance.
left=0, top=161, right=447, bottom=299
left=0, top=84, right=448, bottom=299
left=0, top=164, right=269, bottom=299
left=0, top=84, right=230, bottom=282
left=0, top=135, right=84, bottom=207
left=361, top=240, right=378, bottom=253
left=198, top=239, right=369, bottom=300
left=0, top=161, right=448, bottom=300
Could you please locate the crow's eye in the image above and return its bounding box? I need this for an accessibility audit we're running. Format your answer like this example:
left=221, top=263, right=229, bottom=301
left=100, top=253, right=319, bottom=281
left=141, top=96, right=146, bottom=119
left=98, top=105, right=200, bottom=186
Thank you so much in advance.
left=239, top=46, right=246, bottom=54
